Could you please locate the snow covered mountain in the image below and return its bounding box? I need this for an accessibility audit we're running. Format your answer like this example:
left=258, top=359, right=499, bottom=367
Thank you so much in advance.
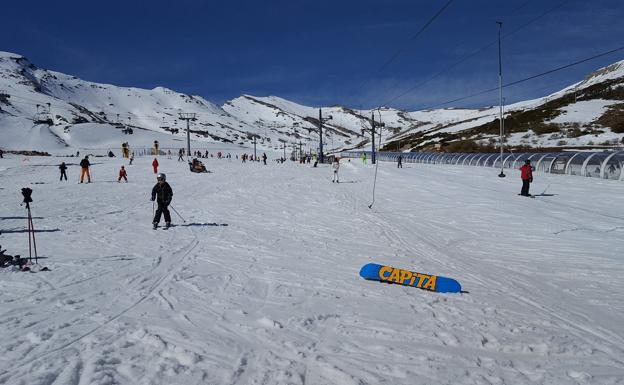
left=1, top=50, right=623, bottom=154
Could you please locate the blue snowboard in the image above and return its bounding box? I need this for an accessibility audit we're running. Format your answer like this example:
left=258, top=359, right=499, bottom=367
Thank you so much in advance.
left=359, top=263, right=462, bottom=293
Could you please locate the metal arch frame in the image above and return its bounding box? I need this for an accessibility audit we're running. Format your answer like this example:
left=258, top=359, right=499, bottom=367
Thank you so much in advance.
left=455, top=154, right=468, bottom=165
left=581, top=153, right=599, bottom=177
left=482, top=153, right=498, bottom=167
left=549, top=152, right=574, bottom=174
left=564, top=152, right=583, bottom=175
left=601, top=151, right=624, bottom=179
left=512, top=153, right=529, bottom=169
left=462, top=153, right=476, bottom=166
left=502, top=153, right=516, bottom=168
left=472, top=153, right=487, bottom=166
left=533, top=153, right=551, bottom=172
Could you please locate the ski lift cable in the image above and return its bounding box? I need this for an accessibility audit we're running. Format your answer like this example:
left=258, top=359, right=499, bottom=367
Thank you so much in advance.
left=418, top=45, right=624, bottom=110
left=355, top=0, right=455, bottom=100
left=378, top=0, right=573, bottom=108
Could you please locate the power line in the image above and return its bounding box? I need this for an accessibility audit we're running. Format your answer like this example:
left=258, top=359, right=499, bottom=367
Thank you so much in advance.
left=418, top=45, right=624, bottom=110
left=356, top=0, right=455, bottom=97
left=380, top=0, right=572, bottom=107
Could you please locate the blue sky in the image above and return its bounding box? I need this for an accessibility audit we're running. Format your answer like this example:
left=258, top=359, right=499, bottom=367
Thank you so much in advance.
left=1, top=0, right=623, bottom=110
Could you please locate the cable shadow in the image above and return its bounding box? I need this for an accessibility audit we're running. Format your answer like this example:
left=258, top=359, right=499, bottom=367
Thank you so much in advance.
left=0, top=229, right=61, bottom=234
left=178, top=222, right=228, bottom=227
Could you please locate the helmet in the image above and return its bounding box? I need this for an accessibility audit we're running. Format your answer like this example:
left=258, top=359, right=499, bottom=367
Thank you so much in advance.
left=524, top=159, right=531, bottom=165
left=157, top=173, right=166, bottom=181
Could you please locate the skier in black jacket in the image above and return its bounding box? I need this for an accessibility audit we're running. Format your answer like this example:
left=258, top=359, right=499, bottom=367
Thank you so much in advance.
left=59, top=162, right=68, bottom=181
left=151, top=173, right=173, bottom=229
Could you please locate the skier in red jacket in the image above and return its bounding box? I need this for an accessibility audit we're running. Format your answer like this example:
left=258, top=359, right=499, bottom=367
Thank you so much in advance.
left=152, top=158, right=159, bottom=174
left=519, top=159, right=533, bottom=196
left=118, top=165, right=128, bottom=182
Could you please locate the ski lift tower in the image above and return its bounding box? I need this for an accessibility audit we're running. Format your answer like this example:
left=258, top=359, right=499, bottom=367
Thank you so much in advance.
left=318, top=109, right=333, bottom=163
left=178, top=112, right=196, bottom=164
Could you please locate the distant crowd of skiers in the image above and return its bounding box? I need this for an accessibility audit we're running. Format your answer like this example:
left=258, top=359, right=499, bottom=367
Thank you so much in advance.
left=3, top=146, right=540, bottom=231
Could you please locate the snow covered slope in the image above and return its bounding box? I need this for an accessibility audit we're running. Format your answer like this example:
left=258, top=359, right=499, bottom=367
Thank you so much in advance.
left=0, top=155, right=623, bottom=384
left=2, top=50, right=624, bottom=154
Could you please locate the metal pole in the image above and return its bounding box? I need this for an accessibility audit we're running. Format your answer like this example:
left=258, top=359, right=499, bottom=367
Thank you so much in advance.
left=319, top=108, right=324, bottom=163
left=371, top=112, right=376, bottom=165
left=186, top=118, right=191, bottom=162
left=253, top=136, right=257, bottom=160
left=497, top=21, right=506, bottom=178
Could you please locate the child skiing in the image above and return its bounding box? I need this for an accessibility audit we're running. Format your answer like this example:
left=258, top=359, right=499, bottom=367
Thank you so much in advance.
left=332, top=157, right=340, bottom=183
left=152, top=158, right=159, bottom=174
left=151, top=173, right=173, bottom=229
left=118, top=165, right=128, bottom=182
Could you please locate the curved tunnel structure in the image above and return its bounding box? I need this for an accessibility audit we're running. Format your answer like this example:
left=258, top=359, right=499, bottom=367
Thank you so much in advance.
left=341, top=151, right=624, bottom=181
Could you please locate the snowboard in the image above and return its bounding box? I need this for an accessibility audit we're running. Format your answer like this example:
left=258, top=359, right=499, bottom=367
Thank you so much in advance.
left=359, top=263, right=462, bottom=293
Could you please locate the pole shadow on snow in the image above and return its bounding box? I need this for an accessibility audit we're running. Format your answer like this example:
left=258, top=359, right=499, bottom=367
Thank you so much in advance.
left=338, top=180, right=362, bottom=184
left=178, top=222, right=228, bottom=227
left=533, top=193, right=557, bottom=197
left=0, top=228, right=61, bottom=234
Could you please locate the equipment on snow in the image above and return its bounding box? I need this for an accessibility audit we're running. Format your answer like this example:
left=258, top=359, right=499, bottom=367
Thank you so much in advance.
left=359, top=263, right=462, bottom=293
left=170, top=204, right=186, bottom=223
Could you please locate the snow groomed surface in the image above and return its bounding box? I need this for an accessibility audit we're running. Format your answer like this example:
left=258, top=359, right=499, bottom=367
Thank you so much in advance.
left=359, top=263, right=462, bottom=293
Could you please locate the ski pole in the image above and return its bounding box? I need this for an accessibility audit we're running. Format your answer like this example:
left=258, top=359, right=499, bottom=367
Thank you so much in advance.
left=169, top=205, right=187, bottom=223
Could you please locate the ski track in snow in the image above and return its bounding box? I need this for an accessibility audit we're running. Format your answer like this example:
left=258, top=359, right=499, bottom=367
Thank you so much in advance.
left=0, top=154, right=623, bottom=385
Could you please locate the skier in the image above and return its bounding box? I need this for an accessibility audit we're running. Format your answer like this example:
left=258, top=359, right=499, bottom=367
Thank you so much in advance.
left=397, top=155, right=403, bottom=168
left=59, top=162, right=68, bottom=181
left=332, top=157, right=340, bottom=183
left=79, top=156, right=91, bottom=183
left=0, top=148, right=3, bottom=158
left=118, top=165, right=128, bottom=182
left=152, top=158, right=159, bottom=174
left=520, top=159, right=533, bottom=196
left=362, top=153, right=367, bottom=164
left=129, top=152, right=134, bottom=165
left=167, top=149, right=172, bottom=159
left=151, top=173, right=173, bottom=229
left=262, top=153, right=267, bottom=165
left=178, top=148, right=184, bottom=162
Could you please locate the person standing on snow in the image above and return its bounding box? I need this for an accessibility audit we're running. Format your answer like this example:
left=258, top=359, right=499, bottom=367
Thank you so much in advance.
left=79, top=156, right=91, bottom=183
left=152, top=158, right=159, bottom=174
left=397, top=155, right=403, bottom=168
left=262, top=153, right=267, bottom=165
left=361, top=153, right=367, bottom=164
left=332, top=157, right=340, bottom=183
left=178, top=148, right=184, bottom=162
left=118, top=165, right=128, bottom=182
left=129, top=152, right=134, bottom=165
left=519, top=159, right=533, bottom=196
left=151, top=173, right=173, bottom=229
left=59, top=162, right=68, bottom=181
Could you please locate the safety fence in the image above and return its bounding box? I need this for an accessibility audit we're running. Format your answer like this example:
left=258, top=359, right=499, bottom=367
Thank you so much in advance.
left=340, top=151, right=624, bottom=181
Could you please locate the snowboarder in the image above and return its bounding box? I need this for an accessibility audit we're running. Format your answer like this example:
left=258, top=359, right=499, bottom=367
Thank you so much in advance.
left=59, top=162, right=68, bottom=181
left=262, top=153, right=267, bottom=165
left=118, top=165, right=128, bottom=182
left=79, top=156, right=91, bottom=183
left=152, top=158, right=159, bottom=174
left=151, top=173, right=173, bottom=229
left=332, top=157, right=340, bottom=183
left=397, top=155, right=403, bottom=168
left=520, top=159, right=533, bottom=196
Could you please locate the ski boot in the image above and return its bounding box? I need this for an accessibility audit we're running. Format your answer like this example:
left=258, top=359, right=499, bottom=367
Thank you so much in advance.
left=153, top=222, right=158, bottom=230
left=164, top=222, right=171, bottom=230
